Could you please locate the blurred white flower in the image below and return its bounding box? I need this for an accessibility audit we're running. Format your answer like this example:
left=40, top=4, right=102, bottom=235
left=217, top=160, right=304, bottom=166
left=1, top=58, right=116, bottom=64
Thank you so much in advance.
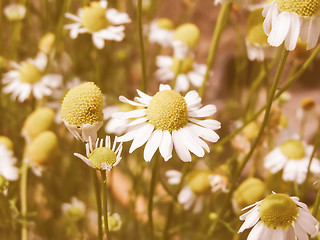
left=1, top=52, right=62, bottom=102
left=155, top=55, right=207, bottom=92
left=148, top=18, right=174, bottom=47
left=62, top=197, right=86, bottom=221
left=0, top=144, right=18, bottom=181
left=113, top=84, right=220, bottom=162
left=64, top=0, right=131, bottom=49
left=4, top=3, right=26, bottom=21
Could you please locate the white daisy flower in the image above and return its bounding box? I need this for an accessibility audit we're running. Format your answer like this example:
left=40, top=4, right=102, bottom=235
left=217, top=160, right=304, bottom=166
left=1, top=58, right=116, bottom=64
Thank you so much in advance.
left=60, top=82, right=104, bottom=143
left=172, top=23, right=200, bottom=60
left=74, top=136, right=122, bottom=171
left=107, top=212, right=122, bottom=232
left=62, top=197, right=86, bottom=220
left=2, top=52, right=62, bottom=102
left=264, top=139, right=320, bottom=184
left=262, top=0, right=320, bottom=51
left=4, top=3, right=26, bottom=21
left=246, top=8, right=277, bottom=61
left=238, top=193, right=319, bottom=239
left=148, top=18, right=174, bottom=48
left=155, top=55, right=207, bottom=92
left=113, top=84, right=221, bottom=162
left=166, top=170, right=228, bottom=213
left=0, top=138, right=18, bottom=181
left=64, top=0, right=131, bottom=49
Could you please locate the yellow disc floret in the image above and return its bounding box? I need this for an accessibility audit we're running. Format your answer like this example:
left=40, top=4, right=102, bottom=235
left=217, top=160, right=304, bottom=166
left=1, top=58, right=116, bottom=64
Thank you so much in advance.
left=146, top=90, right=188, bottom=131
left=171, top=57, right=194, bottom=74
left=275, top=0, right=320, bottom=17
left=82, top=2, right=109, bottom=32
left=19, top=62, right=43, bottom=83
left=280, top=139, right=306, bottom=159
left=60, top=82, right=103, bottom=127
left=23, top=107, right=55, bottom=140
left=186, top=170, right=212, bottom=195
left=26, top=131, right=58, bottom=166
left=0, top=136, right=13, bottom=150
left=157, top=18, right=174, bottom=30
left=259, top=193, right=298, bottom=229
left=173, top=23, right=200, bottom=47
left=89, top=147, right=117, bottom=170
left=246, top=9, right=268, bottom=45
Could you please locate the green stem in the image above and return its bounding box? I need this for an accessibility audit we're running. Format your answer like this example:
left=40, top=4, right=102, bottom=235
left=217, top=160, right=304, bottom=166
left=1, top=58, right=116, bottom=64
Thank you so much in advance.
left=137, top=0, right=147, bottom=92
left=313, top=188, right=320, bottom=217
left=172, top=60, right=182, bottom=90
left=20, top=161, right=29, bottom=240
left=206, top=48, right=289, bottom=238
left=148, top=156, right=159, bottom=240
left=91, top=169, right=103, bottom=240
left=198, top=3, right=232, bottom=98
left=100, top=170, right=111, bottom=240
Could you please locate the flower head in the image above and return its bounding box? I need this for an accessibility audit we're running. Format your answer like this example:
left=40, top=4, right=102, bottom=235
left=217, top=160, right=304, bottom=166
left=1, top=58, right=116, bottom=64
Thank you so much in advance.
left=38, top=33, right=56, bottom=54
left=107, top=213, right=122, bottom=232
left=64, top=0, right=131, bottom=49
left=74, top=136, right=122, bottom=171
left=1, top=52, right=62, bottom=102
left=148, top=18, right=174, bottom=47
left=155, top=55, right=207, bottom=92
left=238, top=193, right=319, bottom=239
left=263, top=0, right=320, bottom=50
left=172, top=23, right=200, bottom=60
left=60, top=82, right=104, bottom=142
left=0, top=136, right=18, bottom=181
left=62, top=197, right=86, bottom=221
left=113, top=84, right=220, bottom=162
left=264, top=138, right=320, bottom=184
left=4, top=3, right=26, bottom=21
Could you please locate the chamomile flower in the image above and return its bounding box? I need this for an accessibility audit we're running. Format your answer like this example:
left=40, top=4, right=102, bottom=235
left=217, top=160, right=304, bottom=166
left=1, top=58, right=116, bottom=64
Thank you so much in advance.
left=60, top=82, right=104, bottom=142
left=4, top=3, right=26, bottom=21
left=113, top=84, right=221, bottom=162
left=64, top=0, right=131, bottom=49
left=74, top=136, right=122, bottom=171
left=264, top=139, right=320, bottom=184
left=62, top=197, right=86, bottom=221
left=166, top=170, right=228, bottom=213
left=1, top=52, right=62, bottom=102
left=0, top=136, right=18, bottom=181
left=148, top=18, right=174, bottom=47
left=172, top=23, right=200, bottom=60
left=246, top=8, right=277, bottom=61
left=238, top=193, right=319, bottom=239
left=155, top=55, right=207, bottom=92
left=263, top=0, right=320, bottom=51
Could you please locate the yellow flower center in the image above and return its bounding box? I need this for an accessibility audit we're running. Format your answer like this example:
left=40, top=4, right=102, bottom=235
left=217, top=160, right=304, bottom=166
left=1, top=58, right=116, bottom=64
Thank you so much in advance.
left=171, top=57, right=194, bottom=74
left=275, top=0, right=320, bottom=17
left=82, top=2, right=109, bottom=32
left=280, top=139, right=305, bottom=159
left=259, top=194, right=298, bottom=229
left=60, top=82, right=104, bottom=127
left=246, top=9, right=268, bottom=45
left=157, top=18, right=174, bottom=30
left=19, top=62, right=43, bottom=83
left=173, top=23, right=200, bottom=47
left=89, top=147, right=117, bottom=170
left=186, top=170, right=212, bottom=195
left=146, top=90, right=188, bottom=131
left=0, top=136, right=13, bottom=150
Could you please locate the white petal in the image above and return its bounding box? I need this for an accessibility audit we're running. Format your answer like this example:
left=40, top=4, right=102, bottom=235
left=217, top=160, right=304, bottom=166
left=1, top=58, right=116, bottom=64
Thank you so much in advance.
left=119, top=95, right=147, bottom=107
left=175, top=128, right=205, bottom=157
left=106, top=8, right=131, bottom=24
left=159, top=84, right=171, bottom=91
left=188, top=104, right=217, bottom=118
left=284, top=14, right=301, bottom=51
left=74, top=153, right=94, bottom=168
left=267, top=12, right=291, bottom=47
left=238, top=208, right=260, bottom=233
left=92, top=35, right=105, bottom=49
left=174, top=74, right=189, bottom=92
left=129, top=124, right=154, bottom=153
left=159, top=130, right=173, bottom=161
left=189, top=118, right=221, bottom=130
left=143, top=129, right=163, bottom=162
left=172, top=130, right=191, bottom=162
left=188, top=124, right=220, bottom=143
left=187, top=71, right=204, bottom=88
left=247, top=221, right=264, bottom=240
left=112, top=109, right=146, bottom=119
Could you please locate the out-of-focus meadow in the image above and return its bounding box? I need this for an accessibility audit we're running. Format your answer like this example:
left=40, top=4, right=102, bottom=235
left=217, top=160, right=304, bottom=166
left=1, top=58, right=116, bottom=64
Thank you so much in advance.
left=1, top=0, right=320, bottom=239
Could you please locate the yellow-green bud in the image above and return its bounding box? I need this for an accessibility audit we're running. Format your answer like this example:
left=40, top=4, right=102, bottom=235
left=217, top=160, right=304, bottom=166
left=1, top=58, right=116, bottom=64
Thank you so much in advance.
left=89, top=147, right=117, bottom=170
left=60, top=82, right=103, bottom=127
left=157, top=18, right=174, bottom=30
left=81, top=2, right=109, bottom=32
left=22, top=107, right=55, bottom=140
left=279, top=115, right=289, bottom=128
left=19, top=62, right=43, bottom=84
left=209, top=212, right=219, bottom=221
left=26, top=131, right=58, bottom=166
left=107, top=213, right=122, bottom=231
left=0, top=136, right=13, bottom=150
left=242, top=121, right=259, bottom=141
left=233, top=178, right=266, bottom=211
left=38, top=33, right=55, bottom=54
left=186, top=170, right=212, bottom=195
left=171, top=57, right=194, bottom=74
left=280, top=139, right=305, bottom=159
left=301, top=97, right=316, bottom=111
left=173, top=23, right=200, bottom=47
left=246, top=9, right=268, bottom=45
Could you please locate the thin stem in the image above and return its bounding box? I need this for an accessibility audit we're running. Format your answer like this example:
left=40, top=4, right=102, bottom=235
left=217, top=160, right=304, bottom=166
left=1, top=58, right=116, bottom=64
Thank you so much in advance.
left=20, top=161, right=29, bottom=240
left=100, top=170, right=111, bottom=240
left=313, top=188, right=320, bottom=217
left=198, top=3, right=232, bottom=98
left=206, top=48, right=289, bottom=238
left=137, top=0, right=147, bottom=92
left=172, top=60, right=182, bottom=90
left=91, top=169, right=103, bottom=240
left=148, top=156, right=159, bottom=240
